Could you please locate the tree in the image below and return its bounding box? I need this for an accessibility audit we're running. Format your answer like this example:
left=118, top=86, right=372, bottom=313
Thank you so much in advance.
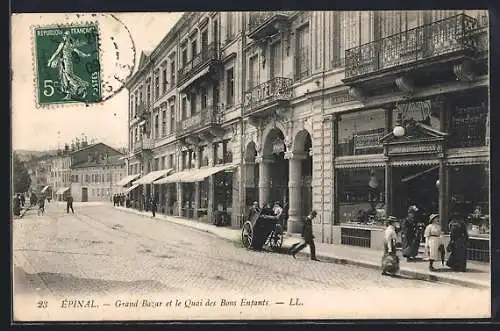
left=13, top=152, right=31, bottom=193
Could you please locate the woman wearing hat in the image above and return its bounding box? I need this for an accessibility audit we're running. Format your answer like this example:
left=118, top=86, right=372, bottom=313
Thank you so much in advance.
left=424, top=214, right=442, bottom=271
left=381, top=216, right=400, bottom=275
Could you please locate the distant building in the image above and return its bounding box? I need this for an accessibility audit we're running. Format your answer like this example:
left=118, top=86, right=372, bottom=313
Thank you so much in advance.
left=49, top=141, right=126, bottom=201
left=71, top=154, right=127, bottom=202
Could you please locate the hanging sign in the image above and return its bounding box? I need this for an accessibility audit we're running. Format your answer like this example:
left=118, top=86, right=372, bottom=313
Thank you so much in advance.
left=272, top=137, right=285, bottom=154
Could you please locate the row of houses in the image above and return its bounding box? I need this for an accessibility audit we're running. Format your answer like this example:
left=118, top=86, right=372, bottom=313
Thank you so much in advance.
left=122, top=10, right=489, bottom=261
left=30, top=142, right=128, bottom=202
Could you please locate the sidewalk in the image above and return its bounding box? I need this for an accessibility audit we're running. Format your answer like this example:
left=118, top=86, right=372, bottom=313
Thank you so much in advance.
left=116, top=206, right=489, bottom=289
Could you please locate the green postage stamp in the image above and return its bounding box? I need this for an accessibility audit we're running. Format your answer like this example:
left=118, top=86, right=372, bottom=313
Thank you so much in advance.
left=34, top=24, right=102, bottom=105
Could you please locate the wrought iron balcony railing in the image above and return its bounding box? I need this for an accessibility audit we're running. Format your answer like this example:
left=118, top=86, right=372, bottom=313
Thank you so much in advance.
left=243, top=77, right=293, bottom=115
left=133, top=137, right=154, bottom=153
left=344, top=14, right=479, bottom=79
left=176, top=106, right=222, bottom=137
left=177, top=43, right=220, bottom=87
left=247, top=11, right=294, bottom=37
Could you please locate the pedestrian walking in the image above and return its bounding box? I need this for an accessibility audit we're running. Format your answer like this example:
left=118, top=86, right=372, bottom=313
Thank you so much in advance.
left=381, top=216, right=400, bottom=275
left=401, top=205, right=420, bottom=262
left=446, top=216, right=469, bottom=272
left=37, top=195, right=45, bottom=216
left=150, top=196, right=157, bottom=217
left=20, top=194, right=26, bottom=207
left=289, top=210, right=319, bottom=261
left=66, top=194, right=74, bottom=214
left=424, top=214, right=442, bottom=271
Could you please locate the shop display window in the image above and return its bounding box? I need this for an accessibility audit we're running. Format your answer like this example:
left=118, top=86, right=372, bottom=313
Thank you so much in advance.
left=448, top=101, right=488, bottom=148
left=338, top=168, right=386, bottom=225
left=449, top=164, right=489, bottom=236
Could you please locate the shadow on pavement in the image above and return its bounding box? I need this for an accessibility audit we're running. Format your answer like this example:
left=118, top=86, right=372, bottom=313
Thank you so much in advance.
left=13, top=266, right=178, bottom=295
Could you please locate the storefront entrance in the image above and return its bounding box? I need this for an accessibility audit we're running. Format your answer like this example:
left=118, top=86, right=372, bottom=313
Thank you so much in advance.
left=391, top=165, right=439, bottom=222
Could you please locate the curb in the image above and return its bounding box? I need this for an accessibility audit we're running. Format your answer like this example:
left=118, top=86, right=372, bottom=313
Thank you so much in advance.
left=114, top=207, right=489, bottom=289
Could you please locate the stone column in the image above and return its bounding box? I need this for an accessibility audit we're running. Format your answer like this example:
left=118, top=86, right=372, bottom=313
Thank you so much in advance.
left=438, top=158, right=447, bottom=231
left=256, top=156, right=272, bottom=208
left=385, top=163, right=392, bottom=217
left=177, top=182, right=183, bottom=217
left=165, top=184, right=171, bottom=214
left=285, top=151, right=307, bottom=234
left=194, top=182, right=200, bottom=220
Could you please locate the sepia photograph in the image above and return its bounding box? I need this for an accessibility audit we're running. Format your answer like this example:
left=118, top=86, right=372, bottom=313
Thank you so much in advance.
left=11, top=10, right=491, bottom=321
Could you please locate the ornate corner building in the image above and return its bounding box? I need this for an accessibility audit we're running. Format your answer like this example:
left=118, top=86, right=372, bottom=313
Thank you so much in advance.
left=124, top=11, right=489, bottom=261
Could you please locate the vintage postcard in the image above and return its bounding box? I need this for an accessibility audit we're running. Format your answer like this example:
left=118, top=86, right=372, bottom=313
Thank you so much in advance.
left=11, top=11, right=491, bottom=322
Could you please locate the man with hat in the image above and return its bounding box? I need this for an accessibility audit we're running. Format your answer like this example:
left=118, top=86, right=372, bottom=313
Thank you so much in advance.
left=289, top=210, right=319, bottom=261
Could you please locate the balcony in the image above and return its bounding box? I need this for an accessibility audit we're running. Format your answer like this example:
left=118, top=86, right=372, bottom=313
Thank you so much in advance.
left=344, top=14, right=480, bottom=83
left=247, top=11, right=294, bottom=40
left=176, top=106, right=223, bottom=139
left=243, top=77, right=293, bottom=117
left=132, top=137, right=154, bottom=154
left=177, top=43, right=221, bottom=91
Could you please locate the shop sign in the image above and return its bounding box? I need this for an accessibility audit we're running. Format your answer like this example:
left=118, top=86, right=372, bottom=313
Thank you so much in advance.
left=387, top=142, right=442, bottom=155
left=354, top=133, right=383, bottom=150
left=272, top=137, right=285, bottom=154
left=327, top=90, right=354, bottom=106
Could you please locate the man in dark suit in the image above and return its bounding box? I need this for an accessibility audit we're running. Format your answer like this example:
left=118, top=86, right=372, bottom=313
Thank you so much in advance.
left=150, top=196, right=157, bottom=217
left=289, top=210, right=319, bottom=261
left=66, top=195, right=74, bottom=214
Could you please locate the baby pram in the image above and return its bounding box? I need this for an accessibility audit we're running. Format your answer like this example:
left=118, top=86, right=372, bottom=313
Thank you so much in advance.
left=241, top=209, right=283, bottom=251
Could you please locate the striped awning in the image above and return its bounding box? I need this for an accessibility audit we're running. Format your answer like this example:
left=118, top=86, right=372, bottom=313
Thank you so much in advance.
left=124, top=183, right=140, bottom=195
left=55, top=187, right=70, bottom=195
left=116, top=173, right=141, bottom=187
left=154, top=164, right=236, bottom=184
left=134, top=169, right=173, bottom=185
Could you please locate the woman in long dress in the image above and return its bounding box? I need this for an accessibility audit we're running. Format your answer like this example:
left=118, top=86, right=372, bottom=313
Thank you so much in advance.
left=381, top=217, right=399, bottom=275
left=446, top=218, right=469, bottom=272
left=402, top=206, right=420, bottom=261
left=424, top=214, right=442, bottom=271
left=47, top=31, right=91, bottom=100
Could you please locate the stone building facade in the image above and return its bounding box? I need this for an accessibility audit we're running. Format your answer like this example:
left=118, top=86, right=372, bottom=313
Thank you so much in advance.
left=125, top=11, right=489, bottom=260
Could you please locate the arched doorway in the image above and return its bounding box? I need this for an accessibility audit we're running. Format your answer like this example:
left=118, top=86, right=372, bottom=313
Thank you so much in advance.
left=260, top=128, right=289, bottom=217
left=244, top=141, right=259, bottom=209
left=287, top=130, right=313, bottom=233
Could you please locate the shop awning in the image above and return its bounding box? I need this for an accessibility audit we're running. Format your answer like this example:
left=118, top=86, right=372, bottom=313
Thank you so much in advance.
left=116, top=173, right=141, bottom=187
left=55, top=187, right=70, bottom=195
left=401, top=166, right=439, bottom=183
left=155, top=164, right=236, bottom=184
left=134, top=169, right=173, bottom=185
left=40, top=186, right=50, bottom=193
left=124, top=183, right=140, bottom=195
left=153, top=169, right=193, bottom=184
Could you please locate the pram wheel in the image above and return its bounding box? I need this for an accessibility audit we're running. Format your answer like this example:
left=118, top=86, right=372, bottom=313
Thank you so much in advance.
left=241, top=221, right=253, bottom=249
left=269, top=224, right=284, bottom=249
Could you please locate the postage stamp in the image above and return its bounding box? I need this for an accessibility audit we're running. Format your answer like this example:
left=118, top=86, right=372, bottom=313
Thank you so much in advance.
left=34, top=24, right=102, bottom=105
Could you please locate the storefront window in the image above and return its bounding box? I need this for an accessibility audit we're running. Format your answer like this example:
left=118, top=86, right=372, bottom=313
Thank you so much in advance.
left=200, top=178, right=209, bottom=209
left=392, top=99, right=442, bottom=132
left=337, top=109, right=386, bottom=156
left=338, top=168, right=386, bottom=225
left=449, top=164, right=489, bottom=236
left=215, top=171, right=233, bottom=217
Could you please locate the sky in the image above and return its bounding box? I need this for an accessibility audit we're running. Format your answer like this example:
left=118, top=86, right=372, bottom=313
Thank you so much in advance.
left=11, top=12, right=184, bottom=151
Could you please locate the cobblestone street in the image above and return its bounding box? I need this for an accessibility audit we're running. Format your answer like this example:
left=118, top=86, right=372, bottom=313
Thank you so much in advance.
left=13, top=203, right=490, bottom=320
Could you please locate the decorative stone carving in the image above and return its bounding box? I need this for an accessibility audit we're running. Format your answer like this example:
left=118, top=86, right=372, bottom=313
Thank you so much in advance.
left=453, top=60, right=475, bottom=82
left=348, top=86, right=365, bottom=102
left=395, top=76, right=415, bottom=94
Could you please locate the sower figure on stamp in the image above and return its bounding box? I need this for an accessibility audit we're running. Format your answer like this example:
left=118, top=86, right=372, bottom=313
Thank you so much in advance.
left=66, top=194, right=74, bottom=214
left=47, top=31, right=91, bottom=100
left=289, top=211, right=319, bottom=261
